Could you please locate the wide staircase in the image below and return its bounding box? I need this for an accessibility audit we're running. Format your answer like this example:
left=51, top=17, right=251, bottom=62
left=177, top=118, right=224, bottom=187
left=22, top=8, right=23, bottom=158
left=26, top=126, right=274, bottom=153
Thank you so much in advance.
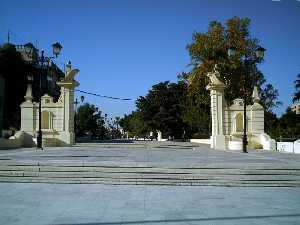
left=0, top=141, right=300, bottom=187
left=0, top=161, right=300, bottom=187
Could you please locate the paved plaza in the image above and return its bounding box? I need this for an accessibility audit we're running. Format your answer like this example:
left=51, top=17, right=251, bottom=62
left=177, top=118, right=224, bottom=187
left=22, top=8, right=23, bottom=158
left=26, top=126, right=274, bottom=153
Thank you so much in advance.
left=1, top=141, right=300, bottom=167
left=0, top=141, right=300, bottom=225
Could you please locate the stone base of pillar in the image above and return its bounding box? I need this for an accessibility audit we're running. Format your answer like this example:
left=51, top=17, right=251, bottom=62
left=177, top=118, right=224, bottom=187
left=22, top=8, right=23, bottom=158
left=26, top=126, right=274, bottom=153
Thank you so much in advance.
left=59, top=132, right=75, bottom=146
left=211, top=135, right=226, bottom=150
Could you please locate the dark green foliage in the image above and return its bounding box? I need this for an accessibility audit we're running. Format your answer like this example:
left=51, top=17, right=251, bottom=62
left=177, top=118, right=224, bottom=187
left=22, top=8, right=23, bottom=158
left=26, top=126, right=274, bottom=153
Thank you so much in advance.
left=136, top=81, right=188, bottom=138
left=0, top=44, right=33, bottom=129
left=277, top=108, right=300, bottom=139
left=293, top=73, right=300, bottom=103
left=266, top=108, right=300, bottom=140
left=260, top=84, right=282, bottom=113
left=120, top=81, right=188, bottom=139
left=265, top=73, right=300, bottom=139
left=264, top=111, right=279, bottom=138
left=75, top=103, right=106, bottom=139
left=0, top=43, right=64, bottom=130
left=183, top=89, right=211, bottom=137
left=119, top=111, right=149, bottom=138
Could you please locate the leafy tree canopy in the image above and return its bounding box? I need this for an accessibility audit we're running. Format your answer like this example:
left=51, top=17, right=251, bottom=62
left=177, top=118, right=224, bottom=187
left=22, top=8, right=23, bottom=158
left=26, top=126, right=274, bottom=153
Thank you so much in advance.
left=0, top=44, right=34, bottom=129
left=180, top=17, right=281, bottom=112
left=76, top=103, right=106, bottom=139
left=134, top=81, right=188, bottom=138
left=293, top=73, right=300, bottom=103
left=176, top=17, right=282, bottom=136
left=267, top=108, right=300, bottom=139
left=119, top=111, right=149, bottom=138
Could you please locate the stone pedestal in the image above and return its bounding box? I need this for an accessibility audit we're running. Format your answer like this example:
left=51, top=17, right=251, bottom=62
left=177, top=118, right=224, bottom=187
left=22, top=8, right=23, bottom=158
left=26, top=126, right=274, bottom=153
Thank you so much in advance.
left=211, top=135, right=226, bottom=150
left=20, top=102, right=37, bottom=136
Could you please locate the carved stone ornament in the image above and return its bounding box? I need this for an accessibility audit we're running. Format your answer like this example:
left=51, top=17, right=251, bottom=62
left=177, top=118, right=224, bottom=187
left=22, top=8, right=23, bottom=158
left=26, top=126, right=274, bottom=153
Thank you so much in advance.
left=206, top=64, right=226, bottom=89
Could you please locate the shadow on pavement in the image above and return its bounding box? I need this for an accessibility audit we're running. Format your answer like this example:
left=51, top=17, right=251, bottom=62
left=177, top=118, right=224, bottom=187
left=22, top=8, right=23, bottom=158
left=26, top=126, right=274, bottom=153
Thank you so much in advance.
left=76, top=139, right=135, bottom=144
left=55, top=213, right=300, bottom=225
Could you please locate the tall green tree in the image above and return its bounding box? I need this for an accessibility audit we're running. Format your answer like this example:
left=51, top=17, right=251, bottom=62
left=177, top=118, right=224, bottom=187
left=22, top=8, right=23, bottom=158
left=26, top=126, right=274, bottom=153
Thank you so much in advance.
left=76, top=103, right=106, bottom=139
left=136, top=81, right=188, bottom=138
left=293, top=73, right=300, bottom=103
left=260, top=84, right=281, bottom=112
left=0, top=44, right=33, bottom=130
left=179, top=17, right=281, bottom=135
left=276, top=108, right=300, bottom=139
left=119, top=111, right=149, bottom=138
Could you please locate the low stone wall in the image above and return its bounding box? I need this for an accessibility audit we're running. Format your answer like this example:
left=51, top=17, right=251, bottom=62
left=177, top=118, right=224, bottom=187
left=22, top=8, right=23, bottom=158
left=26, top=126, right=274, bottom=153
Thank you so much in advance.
left=295, top=141, right=300, bottom=154
left=277, top=141, right=300, bottom=154
left=190, top=139, right=210, bottom=145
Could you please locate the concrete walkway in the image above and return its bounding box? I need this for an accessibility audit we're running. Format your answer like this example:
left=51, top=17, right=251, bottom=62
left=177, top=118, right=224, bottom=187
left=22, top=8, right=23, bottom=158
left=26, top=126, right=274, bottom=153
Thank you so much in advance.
left=1, top=141, right=300, bottom=168
left=0, top=183, right=300, bottom=225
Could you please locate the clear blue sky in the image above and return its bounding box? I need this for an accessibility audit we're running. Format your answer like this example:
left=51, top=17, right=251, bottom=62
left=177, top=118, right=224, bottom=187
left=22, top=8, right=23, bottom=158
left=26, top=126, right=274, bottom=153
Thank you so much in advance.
left=1, top=0, right=299, bottom=118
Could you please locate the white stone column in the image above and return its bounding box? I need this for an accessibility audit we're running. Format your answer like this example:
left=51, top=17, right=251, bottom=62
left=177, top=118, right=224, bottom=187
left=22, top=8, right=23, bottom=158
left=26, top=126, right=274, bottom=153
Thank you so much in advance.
left=206, top=67, right=226, bottom=150
left=251, top=86, right=264, bottom=135
left=57, top=69, right=80, bottom=145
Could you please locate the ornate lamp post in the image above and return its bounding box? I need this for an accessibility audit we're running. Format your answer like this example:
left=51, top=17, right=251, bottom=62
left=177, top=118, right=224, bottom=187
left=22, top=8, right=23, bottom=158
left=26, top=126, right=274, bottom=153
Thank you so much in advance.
left=227, top=46, right=266, bottom=153
left=24, top=42, right=63, bottom=149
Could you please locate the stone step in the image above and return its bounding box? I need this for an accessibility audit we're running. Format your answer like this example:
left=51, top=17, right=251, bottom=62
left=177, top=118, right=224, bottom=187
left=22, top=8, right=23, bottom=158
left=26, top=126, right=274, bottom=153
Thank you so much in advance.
left=1, top=160, right=300, bottom=169
left=1, top=161, right=300, bottom=186
left=0, top=170, right=299, bottom=181
left=0, top=165, right=300, bottom=175
left=0, top=159, right=300, bottom=171
left=0, top=176, right=299, bottom=187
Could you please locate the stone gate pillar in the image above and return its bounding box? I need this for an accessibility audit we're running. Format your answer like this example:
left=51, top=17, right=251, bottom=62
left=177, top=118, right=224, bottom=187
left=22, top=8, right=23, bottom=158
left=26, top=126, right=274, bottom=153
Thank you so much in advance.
left=206, top=66, right=226, bottom=150
left=57, top=68, right=80, bottom=145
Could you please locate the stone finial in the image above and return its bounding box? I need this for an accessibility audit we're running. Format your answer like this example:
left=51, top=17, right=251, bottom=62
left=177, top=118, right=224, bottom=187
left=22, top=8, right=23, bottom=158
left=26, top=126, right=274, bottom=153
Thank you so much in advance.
left=57, top=69, right=80, bottom=89
left=252, top=86, right=260, bottom=103
left=65, top=68, right=79, bottom=82
left=206, top=64, right=226, bottom=90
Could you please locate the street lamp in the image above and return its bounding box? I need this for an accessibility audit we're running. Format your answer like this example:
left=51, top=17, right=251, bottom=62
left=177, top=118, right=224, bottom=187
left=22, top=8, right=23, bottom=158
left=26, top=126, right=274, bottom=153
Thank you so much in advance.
left=52, top=42, right=63, bottom=57
left=25, top=42, right=63, bottom=149
left=74, top=95, right=85, bottom=142
left=228, top=46, right=266, bottom=153
left=80, top=95, right=85, bottom=103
